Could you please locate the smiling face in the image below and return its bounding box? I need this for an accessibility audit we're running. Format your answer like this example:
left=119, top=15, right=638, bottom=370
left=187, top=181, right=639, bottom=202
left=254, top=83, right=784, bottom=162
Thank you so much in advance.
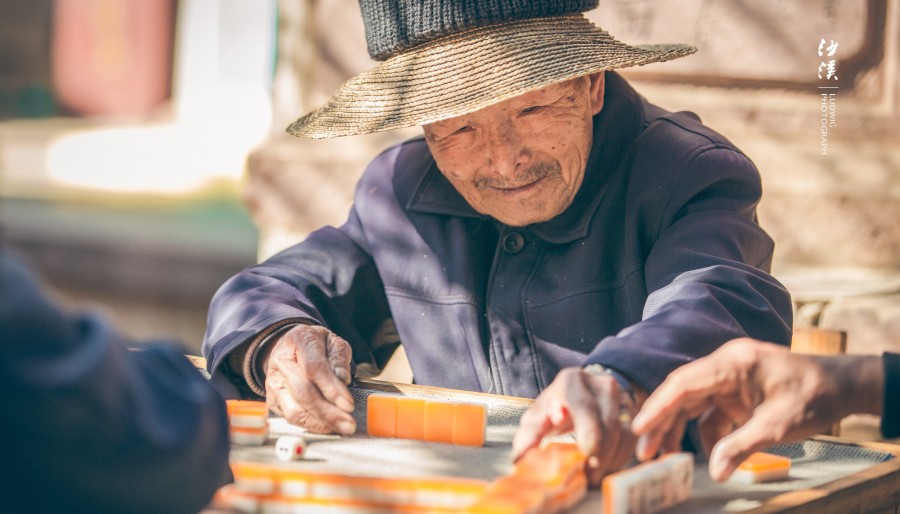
left=423, top=73, right=605, bottom=226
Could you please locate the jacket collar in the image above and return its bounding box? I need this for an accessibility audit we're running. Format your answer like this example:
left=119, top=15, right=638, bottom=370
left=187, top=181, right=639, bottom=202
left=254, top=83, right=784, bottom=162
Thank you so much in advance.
left=407, top=71, right=647, bottom=243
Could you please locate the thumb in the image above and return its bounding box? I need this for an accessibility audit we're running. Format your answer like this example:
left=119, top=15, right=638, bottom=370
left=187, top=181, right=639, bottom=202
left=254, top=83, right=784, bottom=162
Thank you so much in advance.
left=325, top=331, right=353, bottom=385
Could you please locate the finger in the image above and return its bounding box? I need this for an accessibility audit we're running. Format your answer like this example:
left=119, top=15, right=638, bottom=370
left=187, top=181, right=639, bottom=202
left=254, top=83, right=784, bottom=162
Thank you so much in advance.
left=600, top=397, right=639, bottom=486
left=317, top=332, right=354, bottom=412
left=295, top=329, right=354, bottom=414
left=632, top=361, right=741, bottom=435
left=268, top=375, right=336, bottom=433
left=266, top=367, right=336, bottom=433
left=636, top=432, right=663, bottom=462
left=512, top=392, right=577, bottom=459
left=512, top=404, right=556, bottom=460
left=274, top=356, right=357, bottom=435
left=659, top=411, right=689, bottom=455
left=566, top=376, right=603, bottom=459
left=633, top=399, right=681, bottom=460
left=707, top=414, right=780, bottom=482
left=573, top=376, right=635, bottom=485
left=636, top=408, right=690, bottom=461
left=697, top=407, right=738, bottom=459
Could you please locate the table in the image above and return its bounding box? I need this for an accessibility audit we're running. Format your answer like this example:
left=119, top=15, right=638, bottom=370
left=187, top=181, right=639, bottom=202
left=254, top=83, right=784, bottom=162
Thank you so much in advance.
left=214, top=379, right=900, bottom=514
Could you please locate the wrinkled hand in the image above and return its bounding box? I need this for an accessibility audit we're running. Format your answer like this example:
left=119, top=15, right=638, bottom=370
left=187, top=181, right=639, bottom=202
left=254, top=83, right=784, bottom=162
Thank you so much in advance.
left=263, top=325, right=356, bottom=435
left=512, top=367, right=641, bottom=486
left=631, top=338, right=881, bottom=481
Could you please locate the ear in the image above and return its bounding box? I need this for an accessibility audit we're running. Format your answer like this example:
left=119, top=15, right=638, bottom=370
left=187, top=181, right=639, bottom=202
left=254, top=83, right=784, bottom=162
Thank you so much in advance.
left=587, top=71, right=606, bottom=116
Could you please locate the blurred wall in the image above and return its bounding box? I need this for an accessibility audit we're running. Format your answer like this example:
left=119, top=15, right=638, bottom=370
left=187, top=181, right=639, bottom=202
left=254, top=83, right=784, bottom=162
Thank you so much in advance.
left=0, top=0, right=268, bottom=353
left=0, top=0, right=54, bottom=118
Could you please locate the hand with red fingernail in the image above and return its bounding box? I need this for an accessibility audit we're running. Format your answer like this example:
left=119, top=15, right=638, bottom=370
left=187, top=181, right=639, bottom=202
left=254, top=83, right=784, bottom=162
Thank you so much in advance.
left=511, top=366, right=645, bottom=487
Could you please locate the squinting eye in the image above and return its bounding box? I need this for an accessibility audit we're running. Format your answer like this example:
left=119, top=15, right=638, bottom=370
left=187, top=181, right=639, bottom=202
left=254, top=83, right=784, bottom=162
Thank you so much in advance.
left=451, top=126, right=472, bottom=135
left=521, top=106, right=542, bottom=114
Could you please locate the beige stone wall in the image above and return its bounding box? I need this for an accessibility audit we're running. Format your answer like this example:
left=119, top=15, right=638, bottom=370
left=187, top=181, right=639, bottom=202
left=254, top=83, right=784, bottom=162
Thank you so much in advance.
left=594, top=0, right=900, bottom=271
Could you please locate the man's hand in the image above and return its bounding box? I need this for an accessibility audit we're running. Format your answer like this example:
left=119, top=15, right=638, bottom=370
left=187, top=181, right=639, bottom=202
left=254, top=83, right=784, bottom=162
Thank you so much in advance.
left=630, top=338, right=883, bottom=482
left=512, top=367, right=641, bottom=486
left=263, top=325, right=357, bottom=435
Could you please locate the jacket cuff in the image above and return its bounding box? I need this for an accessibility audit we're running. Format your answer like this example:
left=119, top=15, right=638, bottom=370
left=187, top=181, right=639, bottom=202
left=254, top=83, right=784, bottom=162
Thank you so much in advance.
left=240, top=319, right=308, bottom=397
left=583, top=363, right=636, bottom=402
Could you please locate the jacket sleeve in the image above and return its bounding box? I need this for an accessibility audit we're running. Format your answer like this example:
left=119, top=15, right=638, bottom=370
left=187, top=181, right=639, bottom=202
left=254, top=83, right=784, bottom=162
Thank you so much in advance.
left=202, top=207, right=395, bottom=392
left=0, top=248, right=230, bottom=514
left=882, top=352, right=900, bottom=438
left=585, top=145, right=794, bottom=393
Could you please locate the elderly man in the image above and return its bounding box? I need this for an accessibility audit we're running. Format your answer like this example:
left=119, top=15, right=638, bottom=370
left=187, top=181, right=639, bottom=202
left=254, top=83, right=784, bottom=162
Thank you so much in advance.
left=203, top=0, right=793, bottom=483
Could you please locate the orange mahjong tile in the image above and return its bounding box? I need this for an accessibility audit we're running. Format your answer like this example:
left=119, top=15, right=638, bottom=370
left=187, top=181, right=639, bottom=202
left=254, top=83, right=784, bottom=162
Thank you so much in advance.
left=542, top=442, right=587, bottom=478
left=423, top=400, right=455, bottom=444
left=546, top=470, right=588, bottom=513
left=412, top=477, right=488, bottom=509
left=515, top=442, right=586, bottom=486
left=367, top=394, right=398, bottom=438
left=230, top=461, right=279, bottom=495
left=226, top=399, right=268, bottom=417
left=452, top=402, right=486, bottom=447
left=736, top=452, right=792, bottom=473
left=467, top=476, right=546, bottom=514
left=732, top=452, right=791, bottom=483
left=396, top=397, right=427, bottom=440
left=213, top=484, right=261, bottom=512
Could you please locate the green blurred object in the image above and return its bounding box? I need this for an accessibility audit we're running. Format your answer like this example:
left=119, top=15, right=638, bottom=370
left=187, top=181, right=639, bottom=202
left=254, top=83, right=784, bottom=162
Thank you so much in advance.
left=0, top=84, right=58, bottom=118
left=1, top=194, right=258, bottom=257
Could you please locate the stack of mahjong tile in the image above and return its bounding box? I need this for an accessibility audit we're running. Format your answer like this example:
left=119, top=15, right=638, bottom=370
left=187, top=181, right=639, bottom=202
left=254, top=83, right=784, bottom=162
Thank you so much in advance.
left=601, top=452, right=694, bottom=514
left=464, top=442, right=588, bottom=514
left=367, top=394, right=486, bottom=447
left=214, top=461, right=489, bottom=513
left=215, top=444, right=589, bottom=514
left=227, top=400, right=270, bottom=446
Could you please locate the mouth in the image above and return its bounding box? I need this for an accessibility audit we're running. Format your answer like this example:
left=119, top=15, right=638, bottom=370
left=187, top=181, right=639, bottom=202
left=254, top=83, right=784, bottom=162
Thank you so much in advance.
left=492, top=175, right=546, bottom=195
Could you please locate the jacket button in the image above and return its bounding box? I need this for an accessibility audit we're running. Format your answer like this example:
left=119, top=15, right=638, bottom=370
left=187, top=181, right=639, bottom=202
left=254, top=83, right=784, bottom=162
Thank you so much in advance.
left=502, top=232, right=525, bottom=254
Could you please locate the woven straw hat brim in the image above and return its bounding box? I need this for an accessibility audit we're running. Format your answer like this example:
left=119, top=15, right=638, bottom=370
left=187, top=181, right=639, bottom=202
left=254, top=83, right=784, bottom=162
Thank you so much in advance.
left=287, top=14, right=696, bottom=139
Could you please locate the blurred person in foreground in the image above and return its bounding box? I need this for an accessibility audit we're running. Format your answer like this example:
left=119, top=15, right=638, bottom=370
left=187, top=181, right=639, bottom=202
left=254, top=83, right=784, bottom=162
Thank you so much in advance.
left=631, top=337, right=900, bottom=481
left=1, top=243, right=230, bottom=514
left=202, top=0, right=794, bottom=484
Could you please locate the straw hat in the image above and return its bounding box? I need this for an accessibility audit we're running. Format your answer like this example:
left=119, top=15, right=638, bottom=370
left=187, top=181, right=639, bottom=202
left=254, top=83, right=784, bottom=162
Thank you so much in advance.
left=287, top=0, right=695, bottom=139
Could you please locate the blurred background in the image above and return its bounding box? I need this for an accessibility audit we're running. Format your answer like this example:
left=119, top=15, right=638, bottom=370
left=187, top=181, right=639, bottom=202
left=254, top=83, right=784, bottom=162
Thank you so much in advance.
left=1, top=0, right=272, bottom=351
left=1, top=0, right=898, bottom=393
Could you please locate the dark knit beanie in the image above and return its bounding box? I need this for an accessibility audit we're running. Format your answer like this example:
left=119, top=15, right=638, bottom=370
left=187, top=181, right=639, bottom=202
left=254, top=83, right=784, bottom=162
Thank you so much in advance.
left=359, top=0, right=599, bottom=60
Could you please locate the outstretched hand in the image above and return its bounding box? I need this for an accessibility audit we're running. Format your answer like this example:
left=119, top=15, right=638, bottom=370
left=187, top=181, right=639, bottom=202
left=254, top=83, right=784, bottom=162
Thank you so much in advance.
left=631, top=338, right=883, bottom=481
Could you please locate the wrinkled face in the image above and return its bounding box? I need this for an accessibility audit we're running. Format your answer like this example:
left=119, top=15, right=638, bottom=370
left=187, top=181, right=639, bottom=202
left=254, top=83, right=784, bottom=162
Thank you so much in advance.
left=423, top=73, right=605, bottom=226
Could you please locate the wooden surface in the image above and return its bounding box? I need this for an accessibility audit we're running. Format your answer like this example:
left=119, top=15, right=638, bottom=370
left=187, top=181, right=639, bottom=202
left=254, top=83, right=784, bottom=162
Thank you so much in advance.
left=743, top=438, right=900, bottom=514
left=791, top=328, right=848, bottom=357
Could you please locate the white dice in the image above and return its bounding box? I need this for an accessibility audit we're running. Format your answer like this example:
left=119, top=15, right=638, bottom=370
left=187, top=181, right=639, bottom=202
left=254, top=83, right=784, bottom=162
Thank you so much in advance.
left=275, top=435, right=308, bottom=461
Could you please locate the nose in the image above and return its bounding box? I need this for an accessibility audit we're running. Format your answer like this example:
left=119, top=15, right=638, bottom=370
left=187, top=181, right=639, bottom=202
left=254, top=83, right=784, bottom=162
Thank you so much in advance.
left=484, top=119, right=530, bottom=177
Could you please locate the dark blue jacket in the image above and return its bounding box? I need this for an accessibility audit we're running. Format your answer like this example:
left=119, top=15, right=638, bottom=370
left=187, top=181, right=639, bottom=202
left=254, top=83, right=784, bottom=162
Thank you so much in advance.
left=204, top=72, right=793, bottom=398
left=1, top=246, right=230, bottom=514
